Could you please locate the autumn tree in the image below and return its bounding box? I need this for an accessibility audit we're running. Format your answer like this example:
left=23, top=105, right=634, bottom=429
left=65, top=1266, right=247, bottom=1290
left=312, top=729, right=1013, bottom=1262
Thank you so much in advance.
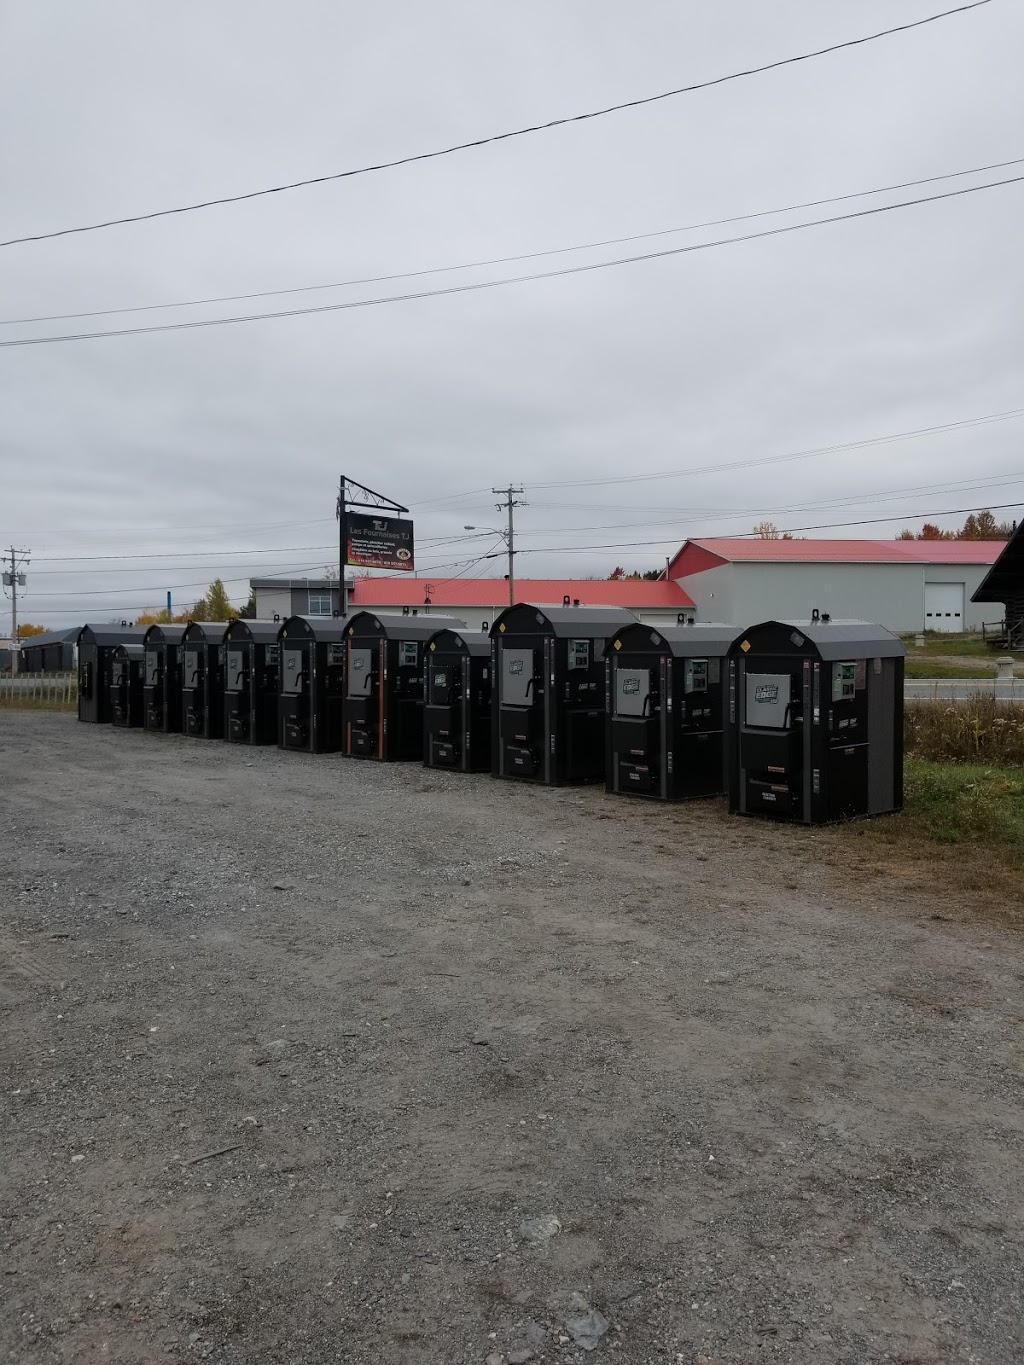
left=918, top=524, right=954, bottom=540
left=753, top=522, right=793, bottom=540
left=193, top=579, right=238, bottom=622
left=896, top=511, right=1012, bottom=541
left=134, top=607, right=190, bottom=625
left=958, top=510, right=1013, bottom=540
left=135, top=578, right=239, bottom=626
left=16, top=622, right=48, bottom=637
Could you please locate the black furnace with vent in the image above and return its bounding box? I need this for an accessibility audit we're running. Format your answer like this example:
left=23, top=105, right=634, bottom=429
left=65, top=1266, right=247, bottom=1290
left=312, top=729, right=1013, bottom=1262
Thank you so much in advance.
left=423, top=626, right=492, bottom=771
left=222, top=619, right=280, bottom=745
left=77, top=624, right=146, bottom=724
left=181, top=622, right=229, bottom=740
left=342, top=611, right=466, bottom=761
left=110, top=644, right=146, bottom=728
left=277, top=616, right=348, bottom=753
left=142, top=624, right=185, bottom=733
left=727, top=617, right=905, bottom=824
left=490, top=603, right=638, bottom=784
left=605, top=622, right=737, bottom=800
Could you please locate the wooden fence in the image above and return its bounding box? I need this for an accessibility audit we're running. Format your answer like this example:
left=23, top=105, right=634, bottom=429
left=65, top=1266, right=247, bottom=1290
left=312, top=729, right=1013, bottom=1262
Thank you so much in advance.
left=0, top=671, right=78, bottom=708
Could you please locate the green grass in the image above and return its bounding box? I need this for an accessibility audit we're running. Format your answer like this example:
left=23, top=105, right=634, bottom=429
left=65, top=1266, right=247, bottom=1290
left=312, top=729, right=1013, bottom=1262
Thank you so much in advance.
left=900, top=633, right=999, bottom=658
left=0, top=695, right=77, bottom=712
left=904, top=660, right=1001, bottom=679
left=860, top=757, right=1024, bottom=868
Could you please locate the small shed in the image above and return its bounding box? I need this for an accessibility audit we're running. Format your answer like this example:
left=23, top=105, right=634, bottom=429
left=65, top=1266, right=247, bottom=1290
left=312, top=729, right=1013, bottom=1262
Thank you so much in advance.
left=490, top=603, right=638, bottom=784
left=77, top=624, right=147, bottom=724
left=605, top=622, right=738, bottom=800
left=971, top=521, right=1024, bottom=650
left=423, top=626, right=492, bottom=771
left=342, top=611, right=466, bottom=761
left=110, top=644, right=145, bottom=728
left=223, top=619, right=281, bottom=745
left=181, top=622, right=230, bottom=740
left=726, top=617, right=905, bottom=824
left=277, top=616, right=348, bottom=753
left=143, top=624, right=186, bottom=733
left=20, top=628, right=79, bottom=673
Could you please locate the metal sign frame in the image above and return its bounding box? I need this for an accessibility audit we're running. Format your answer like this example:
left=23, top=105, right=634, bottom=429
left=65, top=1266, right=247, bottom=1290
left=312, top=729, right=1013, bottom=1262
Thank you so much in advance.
left=336, top=476, right=412, bottom=616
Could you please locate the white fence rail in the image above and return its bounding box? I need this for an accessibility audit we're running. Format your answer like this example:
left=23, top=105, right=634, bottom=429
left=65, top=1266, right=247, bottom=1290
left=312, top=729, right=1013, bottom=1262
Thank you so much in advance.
left=0, top=671, right=78, bottom=707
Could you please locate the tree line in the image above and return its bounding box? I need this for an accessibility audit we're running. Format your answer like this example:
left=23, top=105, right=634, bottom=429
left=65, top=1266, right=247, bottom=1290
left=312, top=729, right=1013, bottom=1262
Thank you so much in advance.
left=134, top=579, right=254, bottom=625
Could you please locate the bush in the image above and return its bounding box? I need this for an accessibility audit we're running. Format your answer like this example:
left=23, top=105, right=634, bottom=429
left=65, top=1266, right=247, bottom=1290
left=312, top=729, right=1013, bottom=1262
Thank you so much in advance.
left=905, top=696, right=1024, bottom=766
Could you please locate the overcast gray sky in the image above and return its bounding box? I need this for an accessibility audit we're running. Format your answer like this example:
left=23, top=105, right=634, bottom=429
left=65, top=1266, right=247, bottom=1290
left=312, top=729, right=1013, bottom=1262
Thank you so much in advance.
left=2, top=0, right=1022, bottom=626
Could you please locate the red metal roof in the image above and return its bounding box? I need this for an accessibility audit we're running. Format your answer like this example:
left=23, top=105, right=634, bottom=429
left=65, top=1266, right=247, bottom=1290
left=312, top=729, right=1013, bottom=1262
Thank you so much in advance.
left=671, top=537, right=1005, bottom=576
left=877, top=540, right=1006, bottom=563
left=349, top=576, right=694, bottom=608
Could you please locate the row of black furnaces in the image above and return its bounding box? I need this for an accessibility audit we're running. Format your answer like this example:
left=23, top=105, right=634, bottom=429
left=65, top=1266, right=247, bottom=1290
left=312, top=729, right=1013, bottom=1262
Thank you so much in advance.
left=77, top=605, right=906, bottom=824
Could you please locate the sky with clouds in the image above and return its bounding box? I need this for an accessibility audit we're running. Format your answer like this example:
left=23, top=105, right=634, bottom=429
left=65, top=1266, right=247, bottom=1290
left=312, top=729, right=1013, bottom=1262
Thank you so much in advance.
left=2, top=0, right=1022, bottom=626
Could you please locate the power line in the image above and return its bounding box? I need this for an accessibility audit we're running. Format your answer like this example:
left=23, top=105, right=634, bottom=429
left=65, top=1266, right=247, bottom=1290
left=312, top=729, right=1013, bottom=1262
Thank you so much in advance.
left=518, top=474, right=1024, bottom=537
left=6, top=151, right=1021, bottom=328
left=26, top=473, right=1022, bottom=578
left=503, top=499, right=1024, bottom=555
left=405, top=404, right=1024, bottom=512
left=4, top=173, right=1021, bottom=350
left=0, top=2, right=992, bottom=251
left=21, top=473, right=1024, bottom=573
left=27, top=531, right=490, bottom=564
left=525, top=407, right=1024, bottom=492
left=23, top=549, right=500, bottom=600
left=24, top=497, right=1020, bottom=605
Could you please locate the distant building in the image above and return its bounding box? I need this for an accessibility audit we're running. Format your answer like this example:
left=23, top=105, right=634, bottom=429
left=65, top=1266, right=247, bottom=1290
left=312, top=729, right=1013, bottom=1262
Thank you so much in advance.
left=669, top=538, right=1004, bottom=635
left=19, top=627, right=79, bottom=672
left=250, top=576, right=694, bottom=631
left=250, top=538, right=1008, bottom=637
left=248, top=577, right=347, bottom=621
left=971, top=522, right=1024, bottom=649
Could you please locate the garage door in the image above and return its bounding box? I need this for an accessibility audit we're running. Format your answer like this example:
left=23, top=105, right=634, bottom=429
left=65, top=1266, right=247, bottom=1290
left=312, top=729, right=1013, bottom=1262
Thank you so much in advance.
left=924, top=581, right=965, bottom=633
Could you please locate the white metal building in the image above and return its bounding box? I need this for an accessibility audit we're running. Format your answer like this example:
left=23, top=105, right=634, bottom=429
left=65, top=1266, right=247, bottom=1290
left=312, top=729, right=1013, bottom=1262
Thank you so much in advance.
left=668, top=539, right=1005, bottom=634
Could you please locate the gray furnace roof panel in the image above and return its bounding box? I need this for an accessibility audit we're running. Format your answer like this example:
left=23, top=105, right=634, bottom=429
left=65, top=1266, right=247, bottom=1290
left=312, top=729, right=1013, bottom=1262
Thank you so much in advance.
left=607, top=622, right=739, bottom=658
left=181, top=621, right=231, bottom=645
left=143, top=624, right=187, bottom=646
left=77, top=624, right=147, bottom=647
left=426, top=626, right=492, bottom=657
left=346, top=611, right=467, bottom=641
left=493, top=604, right=639, bottom=638
left=279, top=615, right=349, bottom=643
left=750, top=619, right=905, bottom=660
left=224, top=619, right=283, bottom=644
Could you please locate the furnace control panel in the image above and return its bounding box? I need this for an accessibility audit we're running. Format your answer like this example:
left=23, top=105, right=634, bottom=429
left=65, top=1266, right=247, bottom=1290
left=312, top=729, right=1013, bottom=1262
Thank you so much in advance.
left=832, top=661, right=857, bottom=701
left=684, top=659, right=708, bottom=693
left=567, top=639, right=591, bottom=670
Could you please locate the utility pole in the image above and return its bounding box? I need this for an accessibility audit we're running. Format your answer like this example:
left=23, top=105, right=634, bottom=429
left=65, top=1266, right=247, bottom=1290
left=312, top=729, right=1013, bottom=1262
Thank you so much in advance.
left=337, top=475, right=348, bottom=618
left=3, top=547, right=30, bottom=676
left=492, top=486, right=524, bottom=608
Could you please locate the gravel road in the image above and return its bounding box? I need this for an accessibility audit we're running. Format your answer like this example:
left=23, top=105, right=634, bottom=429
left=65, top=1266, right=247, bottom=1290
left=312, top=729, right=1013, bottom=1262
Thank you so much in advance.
left=2, top=711, right=1022, bottom=1365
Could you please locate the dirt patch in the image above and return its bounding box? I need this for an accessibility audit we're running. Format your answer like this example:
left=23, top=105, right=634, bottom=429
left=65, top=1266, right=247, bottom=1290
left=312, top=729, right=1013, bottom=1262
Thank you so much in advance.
left=2, top=712, right=1023, bottom=1364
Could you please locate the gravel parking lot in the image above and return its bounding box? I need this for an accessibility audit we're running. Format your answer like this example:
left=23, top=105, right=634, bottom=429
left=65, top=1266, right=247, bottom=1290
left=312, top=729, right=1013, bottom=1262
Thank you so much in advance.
left=2, top=711, right=1023, bottom=1365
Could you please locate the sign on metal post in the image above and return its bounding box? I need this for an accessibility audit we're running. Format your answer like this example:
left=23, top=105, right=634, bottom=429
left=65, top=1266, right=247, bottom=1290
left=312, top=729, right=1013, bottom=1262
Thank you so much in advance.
left=345, top=512, right=415, bottom=572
